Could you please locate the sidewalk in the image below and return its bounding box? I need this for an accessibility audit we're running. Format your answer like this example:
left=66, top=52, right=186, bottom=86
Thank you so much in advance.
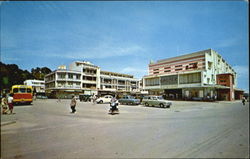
left=1, top=108, right=17, bottom=126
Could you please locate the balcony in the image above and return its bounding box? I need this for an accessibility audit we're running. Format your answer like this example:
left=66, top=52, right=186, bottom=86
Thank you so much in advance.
left=82, top=87, right=97, bottom=90
left=57, top=78, right=81, bottom=82
left=82, top=80, right=97, bottom=84
left=57, top=85, right=81, bottom=89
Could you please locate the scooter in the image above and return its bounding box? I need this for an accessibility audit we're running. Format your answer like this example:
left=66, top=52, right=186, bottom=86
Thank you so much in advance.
left=109, top=101, right=119, bottom=115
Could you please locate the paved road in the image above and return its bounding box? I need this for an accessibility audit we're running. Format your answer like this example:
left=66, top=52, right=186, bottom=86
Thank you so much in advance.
left=1, top=99, right=249, bottom=158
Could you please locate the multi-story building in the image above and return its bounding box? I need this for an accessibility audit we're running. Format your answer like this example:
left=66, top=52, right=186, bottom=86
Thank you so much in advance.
left=24, top=79, right=45, bottom=94
left=45, top=61, right=140, bottom=98
left=143, top=49, right=243, bottom=101
left=99, top=70, right=140, bottom=96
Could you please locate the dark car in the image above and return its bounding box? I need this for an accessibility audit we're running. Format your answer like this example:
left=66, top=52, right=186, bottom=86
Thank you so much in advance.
left=118, top=95, right=140, bottom=105
left=79, top=94, right=92, bottom=102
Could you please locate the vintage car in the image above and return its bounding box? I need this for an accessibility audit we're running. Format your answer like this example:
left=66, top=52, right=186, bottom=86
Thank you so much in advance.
left=79, top=94, right=92, bottom=102
left=118, top=95, right=140, bottom=105
left=96, top=95, right=113, bottom=104
left=141, top=96, right=172, bottom=108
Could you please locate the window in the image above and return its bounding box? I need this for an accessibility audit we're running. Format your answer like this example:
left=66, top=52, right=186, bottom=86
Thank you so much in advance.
left=164, top=70, right=171, bottom=72
left=13, top=88, right=18, bottom=93
left=153, top=72, right=159, bottom=74
left=208, top=61, right=212, bottom=70
left=175, top=65, right=182, bottom=68
left=164, top=67, right=171, bottom=69
left=68, top=74, right=73, bottom=79
left=153, top=69, right=159, bottom=71
left=58, top=73, right=66, bottom=79
left=20, top=88, right=26, bottom=93
left=207, top=78, right=210, bottom=83
left=27, top=89, right=32, bottom=93
left=161, top=75, right=178, bottom=85
left=145, top=78, right=160, bottom=86
left=175, top=68, right=182, bottom=71
left=179, top=72, right=201, bottom=84
left=187, top=63, right=198, bottom=69
left=76, top=75, right=80, bottom=79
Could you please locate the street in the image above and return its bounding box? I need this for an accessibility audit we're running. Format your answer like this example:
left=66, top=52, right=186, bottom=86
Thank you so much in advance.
left=1, top=99, right=249, bottom=158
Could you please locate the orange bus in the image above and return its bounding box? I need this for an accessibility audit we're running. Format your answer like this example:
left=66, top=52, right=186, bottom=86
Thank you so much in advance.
left=11, top=85, right=33, bottom=104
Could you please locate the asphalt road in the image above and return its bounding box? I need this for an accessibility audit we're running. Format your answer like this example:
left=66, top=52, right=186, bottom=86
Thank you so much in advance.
left=1, top=99, right=249, bottom=158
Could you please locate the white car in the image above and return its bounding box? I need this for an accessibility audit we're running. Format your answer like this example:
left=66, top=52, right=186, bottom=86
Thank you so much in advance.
left=96, top=95, right=113, bottom=104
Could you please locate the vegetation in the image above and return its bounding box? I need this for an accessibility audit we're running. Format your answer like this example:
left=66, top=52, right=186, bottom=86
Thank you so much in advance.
left=0, top=62, right=52, bottom=91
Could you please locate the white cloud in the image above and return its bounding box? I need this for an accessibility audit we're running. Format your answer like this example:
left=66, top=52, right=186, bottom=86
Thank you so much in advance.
left=1, top=57, right=22, bottom=62
left=121, top=67, right=147, bottom=73
left=120, top=67, right=148, bottom=79
left=233, top=65, right=249, bottom=78
left=42, top=44, right=145, bottom=59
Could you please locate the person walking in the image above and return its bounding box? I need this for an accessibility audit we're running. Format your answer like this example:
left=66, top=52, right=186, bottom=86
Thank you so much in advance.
left=7, top=93, right=14, bottom=114
left=92, top=93, right=97, bottom=105
left=242, top=97, right=246, bottom=106
left=1, top=94, right=9, bottom=114
left=70, top=96, right=77, bottom=113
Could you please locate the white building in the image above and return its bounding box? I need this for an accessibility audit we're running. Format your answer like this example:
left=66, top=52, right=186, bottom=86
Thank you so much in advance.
left=45, top=61, right=140, bottom=98
left=99, top=70, right=140, bottom=96
left=143, top=49, right=243, bottom=101
left=24, top=79, right=45, bottom=94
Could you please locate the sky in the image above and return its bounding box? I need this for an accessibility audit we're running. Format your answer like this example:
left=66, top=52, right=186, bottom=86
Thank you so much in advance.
left=1, top=1, right=249, bottom=92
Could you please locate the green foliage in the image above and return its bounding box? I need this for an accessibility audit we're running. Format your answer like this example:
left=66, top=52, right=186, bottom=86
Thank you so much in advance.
left=0, top=62, right=52, bottom=90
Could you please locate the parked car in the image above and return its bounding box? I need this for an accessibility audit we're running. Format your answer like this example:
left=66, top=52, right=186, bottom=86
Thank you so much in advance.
left=142, top=96, right=172, bottom=108
left=79, top=94, right=92, bottom=102
left=118, top=95, right=140, bottom=105
left=36, top=95, right=48, bottom=99
left=96, top=95, right=113, bottom=104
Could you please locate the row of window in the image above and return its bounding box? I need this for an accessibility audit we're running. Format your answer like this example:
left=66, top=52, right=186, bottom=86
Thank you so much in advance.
left=145, top=72, right=201, bottom=86
left=153, top=62, right=199, bottom=74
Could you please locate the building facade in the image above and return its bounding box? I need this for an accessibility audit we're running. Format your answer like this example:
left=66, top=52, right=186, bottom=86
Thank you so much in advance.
left=99, top=70, right=140, bottom=96
left=24, top=79, right=45, bottom=94
left=143, top=49, right=243, bottom=101
left=45, top=61, right=140, bottom=98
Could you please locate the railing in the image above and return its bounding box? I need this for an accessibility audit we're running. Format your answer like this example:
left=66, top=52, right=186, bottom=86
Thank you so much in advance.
left=57, top=85, right=81, bottom=89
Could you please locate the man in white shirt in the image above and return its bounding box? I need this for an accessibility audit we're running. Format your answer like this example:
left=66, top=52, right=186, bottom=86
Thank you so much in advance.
left=7, top=93, right=14, bottom=114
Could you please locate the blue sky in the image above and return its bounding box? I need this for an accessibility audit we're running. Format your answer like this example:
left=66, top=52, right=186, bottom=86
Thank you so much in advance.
left=1, top=1, right=249, bottom=92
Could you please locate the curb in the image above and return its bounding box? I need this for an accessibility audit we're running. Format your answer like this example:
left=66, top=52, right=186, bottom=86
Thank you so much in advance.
left=1, top=121, right=16, bottom=126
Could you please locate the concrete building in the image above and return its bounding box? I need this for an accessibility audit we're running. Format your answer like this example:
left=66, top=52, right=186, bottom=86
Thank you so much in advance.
left=24, top=79, right=45, bottom=94
left=99, top=70, right=140, bottom=96
left=143, top=49, right=244, bottom=101
left=45, top=61, right=140, bottom=98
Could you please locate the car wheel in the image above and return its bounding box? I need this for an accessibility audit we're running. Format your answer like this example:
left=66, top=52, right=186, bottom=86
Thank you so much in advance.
left=159, top=103, right=164, bottom=108
left=99, top=100, right=103, bottom=104
left=145, top=102, right=149, bottom=106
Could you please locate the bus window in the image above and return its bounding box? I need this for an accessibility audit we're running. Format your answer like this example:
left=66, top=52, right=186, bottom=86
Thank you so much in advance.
left=20, top=88, right=26, bottom=93
left=13, top=88, right=18, bottom=93
left=27, top=89, right=32, bottom=93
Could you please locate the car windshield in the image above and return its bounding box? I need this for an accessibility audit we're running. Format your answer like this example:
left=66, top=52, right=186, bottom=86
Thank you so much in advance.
left=157, top=96, right=164, bottom=100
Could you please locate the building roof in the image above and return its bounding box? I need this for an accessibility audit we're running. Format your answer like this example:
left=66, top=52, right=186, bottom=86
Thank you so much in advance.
left=150, top=49, right=211, bottom=66
left=100, top=70, right=134, bottom=78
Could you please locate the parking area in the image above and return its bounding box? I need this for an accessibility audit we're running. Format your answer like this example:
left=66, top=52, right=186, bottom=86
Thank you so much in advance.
left=1, top=99, right=249, bottom=158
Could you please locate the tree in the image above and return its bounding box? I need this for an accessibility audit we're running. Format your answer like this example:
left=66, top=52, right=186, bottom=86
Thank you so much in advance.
left=0, top=62, right=52, bottom=91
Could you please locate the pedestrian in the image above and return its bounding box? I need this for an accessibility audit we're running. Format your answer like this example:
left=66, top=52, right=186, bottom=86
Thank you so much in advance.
left=33, top=93, right=36, bottom=101
left=92, top=93, right=97, bottom=105
left=1, top=94, right=9, bottom=114
left=7, top=93, right=14, bottom=114
left=242, top=97, right=246, bottom=106
left=70, top=95, right=77, bottom=113
left=57, top=93, right=61, bottom=102
left=214, top=94, right=217, bottom=101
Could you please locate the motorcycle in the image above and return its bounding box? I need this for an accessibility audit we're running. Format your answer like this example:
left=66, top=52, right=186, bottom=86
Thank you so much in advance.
left=109, top=100, right=119, bottom=115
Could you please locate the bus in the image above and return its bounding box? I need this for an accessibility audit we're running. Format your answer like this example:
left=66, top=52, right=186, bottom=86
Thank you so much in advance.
left=11, top=85, right=33, bottom=105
